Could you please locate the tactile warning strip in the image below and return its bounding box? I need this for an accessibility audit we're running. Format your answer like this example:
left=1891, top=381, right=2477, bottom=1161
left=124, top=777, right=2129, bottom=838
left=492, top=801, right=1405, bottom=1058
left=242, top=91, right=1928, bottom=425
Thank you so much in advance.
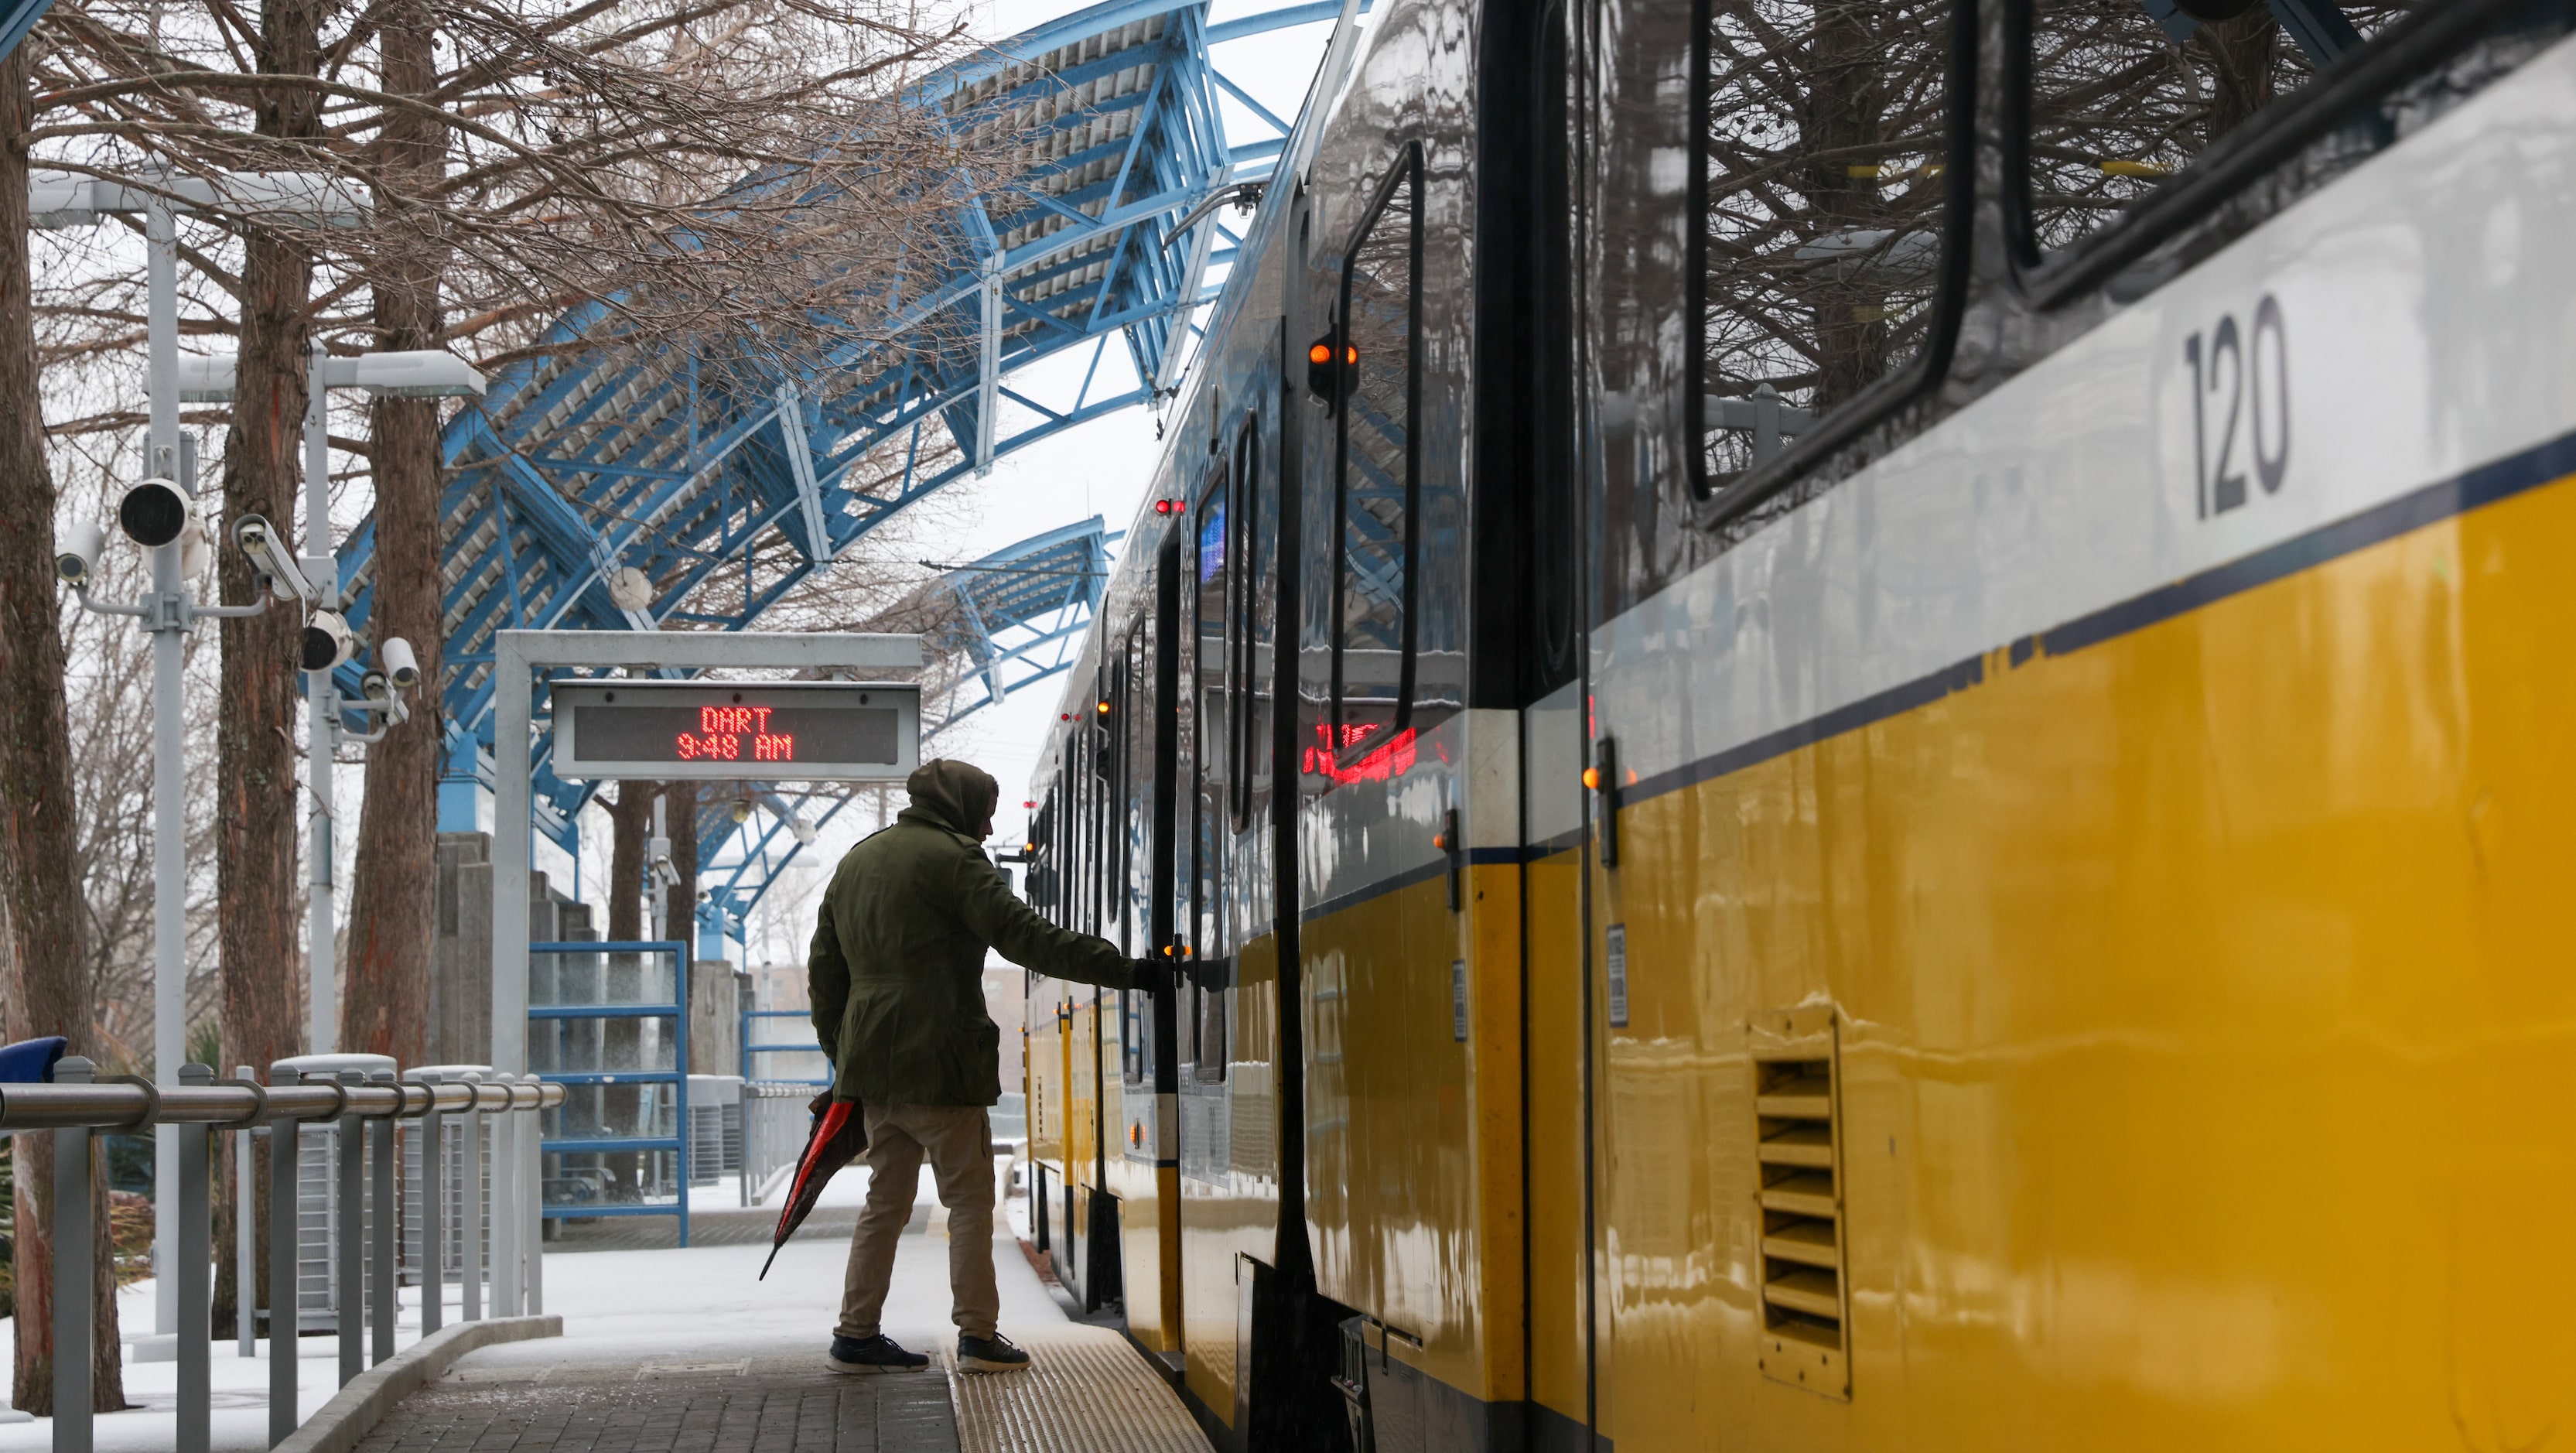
left=946, top=1327, right=1210, bottom=1453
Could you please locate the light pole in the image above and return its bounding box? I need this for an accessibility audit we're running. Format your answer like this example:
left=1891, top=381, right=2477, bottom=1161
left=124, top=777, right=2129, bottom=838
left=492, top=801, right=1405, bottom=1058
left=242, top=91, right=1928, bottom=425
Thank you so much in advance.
left=184, top=345, right=487, bottom=1054
left=33, top=166, right=365, bottom=1352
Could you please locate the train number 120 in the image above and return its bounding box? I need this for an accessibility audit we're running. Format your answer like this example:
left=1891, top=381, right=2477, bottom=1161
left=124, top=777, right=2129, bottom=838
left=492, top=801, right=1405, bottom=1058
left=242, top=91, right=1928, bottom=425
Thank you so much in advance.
left=2183, top=295, right=2289, bottom=518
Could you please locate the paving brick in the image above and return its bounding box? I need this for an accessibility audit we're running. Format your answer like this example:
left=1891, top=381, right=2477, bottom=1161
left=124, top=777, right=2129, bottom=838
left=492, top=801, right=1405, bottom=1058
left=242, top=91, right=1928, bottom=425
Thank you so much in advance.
left=350, top=1362, right=959, bottom=1453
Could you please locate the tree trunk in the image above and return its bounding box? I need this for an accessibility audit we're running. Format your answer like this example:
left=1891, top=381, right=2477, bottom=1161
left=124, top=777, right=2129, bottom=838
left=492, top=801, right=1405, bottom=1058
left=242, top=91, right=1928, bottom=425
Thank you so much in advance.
left=0, top=46, right=128, bottom=1415
left=221, top=0, right=329, bottom=1328
left=606, top=785, right=652, bottom=942
left=340, top=0, right=447, bottom=1068
left=666, top=785, right=701, bottom=949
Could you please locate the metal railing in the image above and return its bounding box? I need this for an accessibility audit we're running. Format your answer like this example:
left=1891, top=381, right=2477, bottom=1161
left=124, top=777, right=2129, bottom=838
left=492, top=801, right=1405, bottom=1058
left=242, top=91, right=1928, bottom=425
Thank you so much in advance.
left=531, top=940, right=690, bottom=1246
left=740, top=1008, right=829, bottom=1085
left=738, top=1082, right=816, bottom=1208
left=0, top=1055, right=562, bottom=1453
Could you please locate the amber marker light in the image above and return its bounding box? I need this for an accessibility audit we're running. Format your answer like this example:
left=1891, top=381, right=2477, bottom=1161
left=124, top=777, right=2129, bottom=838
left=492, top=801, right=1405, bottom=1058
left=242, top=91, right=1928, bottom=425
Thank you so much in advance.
left=1095, top=699, right=1111, bottom=714
left=1309, top=341, right=1332, bottom=365
left=1583, top=767, right=1601, bottom=790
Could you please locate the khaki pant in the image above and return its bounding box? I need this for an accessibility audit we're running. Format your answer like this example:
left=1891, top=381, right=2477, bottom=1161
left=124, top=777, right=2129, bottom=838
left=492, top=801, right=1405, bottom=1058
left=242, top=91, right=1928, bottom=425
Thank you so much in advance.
left=835, top=1103, right=999, bottom=1341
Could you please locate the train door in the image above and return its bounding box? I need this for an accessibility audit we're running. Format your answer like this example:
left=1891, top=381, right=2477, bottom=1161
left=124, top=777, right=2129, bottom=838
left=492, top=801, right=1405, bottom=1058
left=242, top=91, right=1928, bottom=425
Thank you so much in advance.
left=1173, top=431, right=1240, bottom=1405
left=1293, top=109, right=1532, bottom=1446
left=1502, top=0, right=1584, bottom=1440
left=1114, top=599, right=1181, bottom=1349
left=1182, top=399, right=1287, bottom=1433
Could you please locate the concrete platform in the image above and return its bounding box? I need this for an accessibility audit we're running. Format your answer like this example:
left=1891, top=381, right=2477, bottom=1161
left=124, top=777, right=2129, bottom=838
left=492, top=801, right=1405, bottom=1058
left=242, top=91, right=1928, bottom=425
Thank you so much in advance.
left=350, top=1167, right=1208, bottom=1453
left=0, top=1168, right=1207, bottom=1453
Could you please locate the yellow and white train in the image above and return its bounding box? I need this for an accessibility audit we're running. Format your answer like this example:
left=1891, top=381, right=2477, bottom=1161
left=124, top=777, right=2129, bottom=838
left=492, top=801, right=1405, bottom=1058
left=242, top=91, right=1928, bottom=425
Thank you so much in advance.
left=1019, top=0, right=2576, bottom=1447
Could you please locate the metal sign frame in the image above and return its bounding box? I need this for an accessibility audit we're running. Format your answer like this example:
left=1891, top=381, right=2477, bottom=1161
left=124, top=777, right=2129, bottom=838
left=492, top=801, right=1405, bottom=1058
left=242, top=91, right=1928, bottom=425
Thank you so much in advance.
left=487, top=629, right=920, bottom=1308
left=551, top=679, right=922, bottom=781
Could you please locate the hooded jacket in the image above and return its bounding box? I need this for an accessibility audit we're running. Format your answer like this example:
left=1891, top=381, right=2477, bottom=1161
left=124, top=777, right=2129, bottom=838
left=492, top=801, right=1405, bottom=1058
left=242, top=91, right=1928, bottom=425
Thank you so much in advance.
left=807, top=759, right=1133, bottom=1106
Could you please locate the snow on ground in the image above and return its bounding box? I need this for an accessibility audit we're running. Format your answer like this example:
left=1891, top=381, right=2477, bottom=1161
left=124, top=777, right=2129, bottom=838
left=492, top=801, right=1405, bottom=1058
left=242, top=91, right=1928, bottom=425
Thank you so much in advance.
left=0, top=1163, right=1063, bottom=1452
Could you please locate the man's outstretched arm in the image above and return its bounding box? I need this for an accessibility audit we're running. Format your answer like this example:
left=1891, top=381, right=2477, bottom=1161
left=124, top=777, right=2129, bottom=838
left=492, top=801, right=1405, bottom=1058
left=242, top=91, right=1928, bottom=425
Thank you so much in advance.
left=948, top=850, right=1140, bottom=990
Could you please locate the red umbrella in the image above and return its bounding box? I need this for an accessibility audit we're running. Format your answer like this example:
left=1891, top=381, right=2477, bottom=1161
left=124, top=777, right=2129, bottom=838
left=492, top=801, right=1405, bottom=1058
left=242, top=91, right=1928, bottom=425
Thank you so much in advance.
left=760, top=1093, right=869, bottom=1280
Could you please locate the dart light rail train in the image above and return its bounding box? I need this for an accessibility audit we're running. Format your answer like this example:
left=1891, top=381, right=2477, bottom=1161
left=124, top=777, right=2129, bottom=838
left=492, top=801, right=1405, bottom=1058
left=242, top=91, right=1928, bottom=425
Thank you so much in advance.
left=1013, top=0, right=2576, bottom=1448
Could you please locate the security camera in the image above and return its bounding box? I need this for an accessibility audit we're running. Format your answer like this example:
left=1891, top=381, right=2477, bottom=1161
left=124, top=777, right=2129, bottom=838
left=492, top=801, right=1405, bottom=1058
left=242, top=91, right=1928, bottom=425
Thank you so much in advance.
left=360, top=668, right=391, bottom=703
left=378, top=636, right=420, bottom=690
left=301, top=610, right=355, bottom=672
left=231, top=515, right=316, bottom=603
left=56, top=519, right=106, bottom=586
left=118, top=477, right=190, bottom=549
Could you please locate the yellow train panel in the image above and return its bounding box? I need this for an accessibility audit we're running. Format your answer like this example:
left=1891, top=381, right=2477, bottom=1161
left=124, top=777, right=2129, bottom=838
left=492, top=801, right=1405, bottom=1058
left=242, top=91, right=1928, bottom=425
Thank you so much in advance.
left=1523, top=846, right=1588, bottom=1437
left=1590, top=476, right=2576, bottom=1449
left=1068, top=993, right=1098, bottom=1195
left=1111, top=1150, right=1182, bottom=1352
left=1179, top=929, right=1287, bottom=1425
left=1027, top=1016, right=1063, bottom=1171
left=1303, top=863, right=1527, bottom=1409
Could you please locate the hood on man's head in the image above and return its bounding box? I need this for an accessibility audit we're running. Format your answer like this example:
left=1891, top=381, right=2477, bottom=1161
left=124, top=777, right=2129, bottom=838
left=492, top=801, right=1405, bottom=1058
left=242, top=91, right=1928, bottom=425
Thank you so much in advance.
left=905, top=758, right=999, bottom=836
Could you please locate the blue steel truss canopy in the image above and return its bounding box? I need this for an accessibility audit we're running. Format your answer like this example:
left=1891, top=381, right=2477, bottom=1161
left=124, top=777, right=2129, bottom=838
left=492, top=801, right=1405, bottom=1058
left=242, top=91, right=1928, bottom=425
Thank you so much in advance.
left=684, top=515, right=1115, bottom=948
left=334, top=0, right=1365, bottom=855
left=911, top=515, right=1116, bottom=730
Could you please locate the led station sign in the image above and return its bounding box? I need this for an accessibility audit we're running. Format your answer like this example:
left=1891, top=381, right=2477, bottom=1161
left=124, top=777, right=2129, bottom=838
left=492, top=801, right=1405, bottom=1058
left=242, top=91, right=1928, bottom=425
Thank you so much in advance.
left=550, top=680, right=921, bottom=781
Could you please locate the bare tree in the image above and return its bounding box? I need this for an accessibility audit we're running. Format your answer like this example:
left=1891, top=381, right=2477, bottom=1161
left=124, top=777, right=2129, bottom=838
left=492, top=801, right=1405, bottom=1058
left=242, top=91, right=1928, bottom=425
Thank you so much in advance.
left=339, top=0, right=446, bottom=1067
left=0, top=39, right=127, bottom=1417
left=603, top=781, right=651, bottom=942
left=25, top=0, right=1005, bottom=1102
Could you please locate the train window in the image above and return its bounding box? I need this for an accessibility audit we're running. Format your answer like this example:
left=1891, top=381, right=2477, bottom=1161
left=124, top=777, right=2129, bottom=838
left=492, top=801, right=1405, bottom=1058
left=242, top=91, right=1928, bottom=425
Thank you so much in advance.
left=1331, top=147, right=1423, bottom=760
left=1119, top=631, right=1145, bottom=949
left=2021, top=2, right=2407, bottom=260
left=1070, top=734, right=1090, bottom=933
left=1689, top=0, right=1957, bottom=499
left=1193, top=470, right=1228, bottom=956
left=1194, top=976, right=1226, bottom=1085
left=1229, top=415, right=1266, bottom=828
left=1123, top=989, right=1145, bottom=1083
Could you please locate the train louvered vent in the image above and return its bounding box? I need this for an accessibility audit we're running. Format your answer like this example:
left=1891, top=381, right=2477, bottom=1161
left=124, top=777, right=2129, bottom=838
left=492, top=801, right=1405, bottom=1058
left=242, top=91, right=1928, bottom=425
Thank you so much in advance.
left=1755, top=1043, right=1849, bottom=1397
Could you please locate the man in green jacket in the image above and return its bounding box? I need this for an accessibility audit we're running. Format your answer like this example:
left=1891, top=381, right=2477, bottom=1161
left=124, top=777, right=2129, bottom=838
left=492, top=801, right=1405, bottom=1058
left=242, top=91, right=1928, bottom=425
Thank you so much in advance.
left=808, top=757, right=1163, bottom=1375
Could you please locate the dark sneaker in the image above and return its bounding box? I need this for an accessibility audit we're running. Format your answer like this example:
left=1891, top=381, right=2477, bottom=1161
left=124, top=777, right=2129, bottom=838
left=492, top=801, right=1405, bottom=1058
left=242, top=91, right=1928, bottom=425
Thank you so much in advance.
left=828, top=1334, right=929, bottom=1373
left=957, top=1332, right=1031, bottom=1373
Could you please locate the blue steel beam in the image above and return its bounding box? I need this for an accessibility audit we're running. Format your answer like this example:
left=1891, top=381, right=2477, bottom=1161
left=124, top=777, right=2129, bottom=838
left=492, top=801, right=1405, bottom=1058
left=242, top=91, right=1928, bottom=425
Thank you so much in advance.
left=334, top=0, right=1361, bottom=850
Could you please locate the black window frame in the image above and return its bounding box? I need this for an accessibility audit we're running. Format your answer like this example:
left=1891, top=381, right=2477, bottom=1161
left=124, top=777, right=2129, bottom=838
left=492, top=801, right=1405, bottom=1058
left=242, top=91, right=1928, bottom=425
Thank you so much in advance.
left=1685, top=0, right=1977, bottom=534
left=2007, top=0, right=2537, bottom=310
left=1228, top=411, right=1262, bottom=830
left=1190, top=464, right=1228, bottom=949
left=1330, top=142, right=1426, bottom=764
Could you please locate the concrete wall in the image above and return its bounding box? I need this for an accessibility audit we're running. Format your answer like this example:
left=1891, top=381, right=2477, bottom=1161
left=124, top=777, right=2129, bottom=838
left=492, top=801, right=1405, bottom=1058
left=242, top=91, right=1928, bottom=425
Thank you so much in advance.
left=431, top=832, right=594, bottom=1068
left=687, top=959, right=747, bottom=1079
left=431, top=833, right=493, bottom=1067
